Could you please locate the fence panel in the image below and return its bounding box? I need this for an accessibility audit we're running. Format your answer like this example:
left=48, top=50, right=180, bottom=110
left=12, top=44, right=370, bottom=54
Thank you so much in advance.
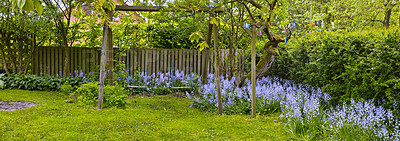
left=32, top=47, right=245, bottom=77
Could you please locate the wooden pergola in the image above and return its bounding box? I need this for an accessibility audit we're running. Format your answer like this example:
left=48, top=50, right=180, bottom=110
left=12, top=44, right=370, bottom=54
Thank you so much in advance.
left=97, top=5, right=223, bottom=109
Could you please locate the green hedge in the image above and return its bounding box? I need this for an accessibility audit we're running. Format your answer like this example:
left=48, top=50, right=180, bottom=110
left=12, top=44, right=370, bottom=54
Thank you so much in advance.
left=268, top=28, right=400, bottom=109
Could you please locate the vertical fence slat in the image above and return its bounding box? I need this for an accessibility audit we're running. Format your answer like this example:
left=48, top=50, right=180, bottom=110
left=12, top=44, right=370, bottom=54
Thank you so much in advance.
left=33, top=47, right=39, bottom=75
left=90, top=48, right=95, bottom=73
left=50, top=47, right=56, bottom=76
left=167, top=50, right=170, bottom=72
left=59, top=47, right=63, bottom=76
left=69, top=47, right=73, bottom=75
left=46, top=47, right=50, bottom=75
left=54, top=47, right=58, bottom=76
left=186, top=50, right=189, bottom=74
left=83, top=48, right=87, bottom=74
left=133, top=49, right=137, bottom=73
left=175, top=50, right=178, bottom=72
left=155, top=49, right=159, bottom=75
left=141, top=49, right=145, bottom=73
left=78, top=47, right=82, bottom=72
left=159, top=49, right=163, bottom=73
left=151, top=49, right=155, bottom=75
left=197, top=50, right=200, bottom=75
left=130, top=49, right=133, bottom=75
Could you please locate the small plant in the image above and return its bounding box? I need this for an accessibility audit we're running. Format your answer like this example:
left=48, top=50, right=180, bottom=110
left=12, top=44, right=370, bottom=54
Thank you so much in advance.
left=0, top=74, right=5, bottom=89
left=74, top=82, right=127, bottom=108
left=151, top=85, right=172, bottom=95
left=74, top=82, right=99, bottom=106
left=60, top=82, right=73, bottom=95
left=103, top=85, right=128, bottom=108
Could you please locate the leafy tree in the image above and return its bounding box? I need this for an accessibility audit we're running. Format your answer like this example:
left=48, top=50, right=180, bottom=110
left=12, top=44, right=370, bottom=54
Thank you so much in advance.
left=42, top=0, right=86, bottom=77
left=0, top=0, right=53, bottom=74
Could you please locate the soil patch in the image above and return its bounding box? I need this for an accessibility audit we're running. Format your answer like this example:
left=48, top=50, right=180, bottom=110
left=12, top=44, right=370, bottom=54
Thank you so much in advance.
left=0, top=101, right=37, bottom=111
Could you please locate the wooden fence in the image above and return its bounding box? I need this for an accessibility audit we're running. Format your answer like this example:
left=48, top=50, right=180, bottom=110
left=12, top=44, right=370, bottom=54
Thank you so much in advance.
left=32, top=46, right=245, bottom=76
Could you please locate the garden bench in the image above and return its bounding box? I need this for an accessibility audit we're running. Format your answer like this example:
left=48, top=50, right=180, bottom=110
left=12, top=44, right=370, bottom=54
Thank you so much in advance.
left=127, top=86, right=192, bottom=90
left=127, top=86, right=147, bottom=89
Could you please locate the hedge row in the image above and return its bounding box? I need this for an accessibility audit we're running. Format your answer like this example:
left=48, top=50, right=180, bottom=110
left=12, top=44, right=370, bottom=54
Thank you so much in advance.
left=268, top=28, right=400, bottom=109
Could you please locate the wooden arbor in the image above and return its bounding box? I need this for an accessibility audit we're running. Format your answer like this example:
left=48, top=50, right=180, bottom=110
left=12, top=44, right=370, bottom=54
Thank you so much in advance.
left=97, top=5, right=223, bottom=109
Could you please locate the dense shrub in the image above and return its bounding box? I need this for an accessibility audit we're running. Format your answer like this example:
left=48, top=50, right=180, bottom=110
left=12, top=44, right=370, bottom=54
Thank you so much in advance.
left=73, top=82, right=127, bottom=108
left=268, top=28, right=400, bottom=109
left=1, top=73, right=89, bottom=91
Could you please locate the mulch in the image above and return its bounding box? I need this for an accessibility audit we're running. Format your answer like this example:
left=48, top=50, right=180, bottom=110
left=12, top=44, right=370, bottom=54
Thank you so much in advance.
left=0, top=101, right=37, bottom=111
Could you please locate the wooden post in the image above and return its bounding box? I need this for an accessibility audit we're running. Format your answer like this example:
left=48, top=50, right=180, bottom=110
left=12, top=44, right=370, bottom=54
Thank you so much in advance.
left=213, top=24, right=223, bottom=115
left=201, top=12, right=214, bottom=85
left=98, top=10, right=112, bottom=109
left=108, top=23, right=114, bottom=85
left=251, top=25, right=256, bottom=117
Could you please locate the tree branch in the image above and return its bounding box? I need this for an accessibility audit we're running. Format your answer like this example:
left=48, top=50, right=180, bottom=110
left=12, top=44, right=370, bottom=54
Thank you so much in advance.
left=244, top=0, right=263, bottom=9
left=241, top=2, right=256, bottom=23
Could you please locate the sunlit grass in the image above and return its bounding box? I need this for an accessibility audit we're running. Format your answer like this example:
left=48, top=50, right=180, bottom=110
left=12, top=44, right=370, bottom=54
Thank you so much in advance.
left=0, top=89, right=289, bottom=140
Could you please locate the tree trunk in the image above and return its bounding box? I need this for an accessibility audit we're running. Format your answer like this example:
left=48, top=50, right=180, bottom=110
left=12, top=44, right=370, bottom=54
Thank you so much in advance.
left=24, top=34, right=36, bottom=74
left=108, top=26, right=114, bottom=85
left=384, top=8, right=392, bottom=28
left=201, top=13, right=214, bottom=85
left=213, top=24, right=223, bottom=115
left=61, top=21, right=70, bottom=78
left=17, top=36, right=24, bottom=73
left=8, top=37, right=16, bottom=73
left=98, top=10, right=113, bottom=109
left=251, top=25, right=256, bottom=117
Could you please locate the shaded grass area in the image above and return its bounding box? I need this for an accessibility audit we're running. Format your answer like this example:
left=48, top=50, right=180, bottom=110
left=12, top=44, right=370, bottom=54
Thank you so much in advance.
left=0, top=90, right=289, bottom=140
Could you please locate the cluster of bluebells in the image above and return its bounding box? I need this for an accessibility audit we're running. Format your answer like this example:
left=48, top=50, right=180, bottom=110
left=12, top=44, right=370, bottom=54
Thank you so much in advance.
left=325, top=99, right=400, bottom=140
left=190, top=74, right=400, bottom=140
left=55, top=70, right=88, bottom=80
left=119, top=70, right=199, bottom=93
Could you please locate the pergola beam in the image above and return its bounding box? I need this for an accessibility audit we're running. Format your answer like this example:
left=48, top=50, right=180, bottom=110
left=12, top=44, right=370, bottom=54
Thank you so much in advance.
left=115, top=5, right=224, bottom=13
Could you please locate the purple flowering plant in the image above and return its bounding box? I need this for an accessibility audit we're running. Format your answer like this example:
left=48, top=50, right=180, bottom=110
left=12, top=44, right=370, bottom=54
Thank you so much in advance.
left=189, top=74, right=400, bottom=140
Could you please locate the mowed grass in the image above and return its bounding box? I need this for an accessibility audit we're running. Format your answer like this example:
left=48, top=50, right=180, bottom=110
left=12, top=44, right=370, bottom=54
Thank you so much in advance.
left=0, top=89, right=289, bottom=140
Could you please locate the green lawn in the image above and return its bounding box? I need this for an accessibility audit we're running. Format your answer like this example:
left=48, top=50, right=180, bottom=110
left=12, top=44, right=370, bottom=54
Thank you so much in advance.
left=0, top=89, right=289, bottom=140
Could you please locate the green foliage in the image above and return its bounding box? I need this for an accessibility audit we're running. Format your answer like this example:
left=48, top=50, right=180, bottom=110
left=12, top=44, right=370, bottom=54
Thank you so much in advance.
left=332, top=124, right=378, bottom=141
left=73, top=82, right=127, bottom=108
left=60, top=82, right=72, bottom=95
left=0, top=74, right=4, bottom=89
left=148, top=24, right=197, bottom=49
left=1, top=74, right=88, bottom=91
left=269, top=27, right=400, bottom=108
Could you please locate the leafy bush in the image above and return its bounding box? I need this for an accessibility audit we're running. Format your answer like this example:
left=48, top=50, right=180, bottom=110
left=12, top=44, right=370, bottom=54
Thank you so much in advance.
left=60, top=82, right=73, bottom=95
left=0, top=74, right=5, bottom=89
left=73, top=82, right=127, bottom=108
left=1, top=73, right=89, bottom=91
left=268, top=28, right=400, bottom=109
